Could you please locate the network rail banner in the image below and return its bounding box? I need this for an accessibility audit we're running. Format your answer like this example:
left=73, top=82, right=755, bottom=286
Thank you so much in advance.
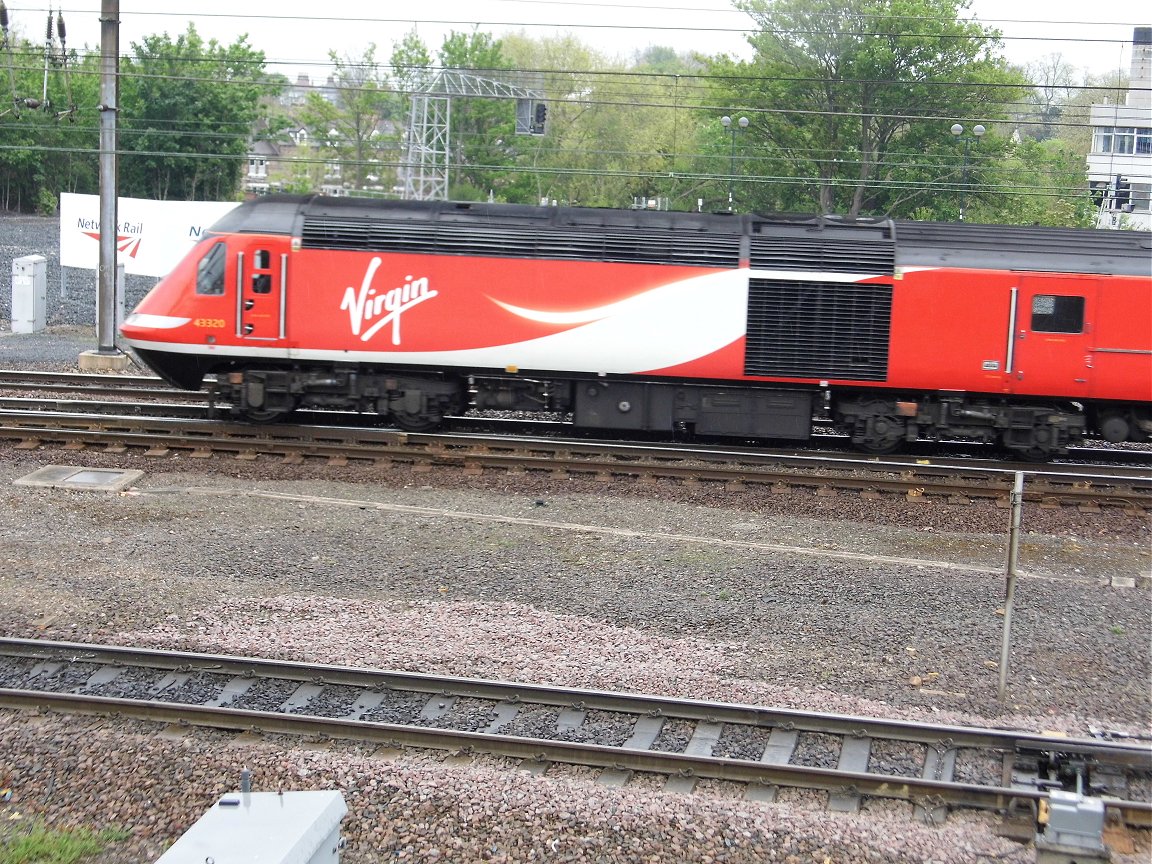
left=59, top=193, right=240, bottom=278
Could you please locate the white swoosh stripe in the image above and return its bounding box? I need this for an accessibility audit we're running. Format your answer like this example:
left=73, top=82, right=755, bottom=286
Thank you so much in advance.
left=123, top=313, right=191, bottom=329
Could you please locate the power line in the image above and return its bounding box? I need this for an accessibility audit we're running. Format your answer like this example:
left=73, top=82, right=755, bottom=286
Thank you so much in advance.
left=5, top=6, right=1147, bottom=55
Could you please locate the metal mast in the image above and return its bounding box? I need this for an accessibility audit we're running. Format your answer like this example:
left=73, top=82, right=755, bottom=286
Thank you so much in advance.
left=402, top=69, right=543, bottom=201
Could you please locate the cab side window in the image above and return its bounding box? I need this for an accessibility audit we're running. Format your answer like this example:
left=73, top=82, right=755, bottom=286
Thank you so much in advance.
left=251, top=249, right=272, bottom=294
left=196, top=242, right=227, bottom=296
left=1031, top=295, right=1084, bottom=333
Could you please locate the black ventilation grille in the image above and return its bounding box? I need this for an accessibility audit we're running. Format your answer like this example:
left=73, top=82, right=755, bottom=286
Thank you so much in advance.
left=749, top=236, right=894, bottom=274
left=745, top=279, right=892, bottom=381
left=301, top=217, right=739, bottom=267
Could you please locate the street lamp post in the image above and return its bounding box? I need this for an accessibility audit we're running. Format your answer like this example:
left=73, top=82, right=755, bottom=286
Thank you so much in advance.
left=721, top=114, right=748, bottom=212
left=950, top=122, right=985, bottom=221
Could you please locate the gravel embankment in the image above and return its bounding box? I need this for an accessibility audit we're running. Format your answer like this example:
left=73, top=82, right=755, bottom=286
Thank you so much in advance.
left=1, top=214, right=156, bottom=329
left=1, top=213, right=1149, bottom=863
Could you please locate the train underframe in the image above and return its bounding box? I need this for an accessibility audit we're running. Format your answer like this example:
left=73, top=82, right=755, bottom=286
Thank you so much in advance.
left=206, top=362, right=1150, bottom=459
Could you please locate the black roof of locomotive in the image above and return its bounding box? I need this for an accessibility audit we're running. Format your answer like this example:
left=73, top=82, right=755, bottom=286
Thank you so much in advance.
left=208, top=195, right=1151, bottom=278
left=893, top=220, right=1151, bottom=276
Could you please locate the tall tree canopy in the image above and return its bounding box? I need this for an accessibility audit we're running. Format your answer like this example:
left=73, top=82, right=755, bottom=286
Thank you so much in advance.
left=710, top=0, right=1028, bottom=218
left=296, top=44, right=394, bottom=192
left=0, top=23, right=99, bottom=212
left=119, top=25, right=274, bottom=200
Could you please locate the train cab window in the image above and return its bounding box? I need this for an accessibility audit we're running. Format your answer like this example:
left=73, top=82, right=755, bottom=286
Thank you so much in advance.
left=195, top=242, right=226, bottom=296
left=251, top=273, right=272, bottom=294
left=254, top=249, right=270, bottom=269
left=1031, top=295, right=1085, bottom=333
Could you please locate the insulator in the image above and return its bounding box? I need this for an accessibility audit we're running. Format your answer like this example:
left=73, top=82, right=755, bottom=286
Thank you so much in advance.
left=45, top=10, right=52, bottom=41
left=56, top=12, right=65, bottom=42
left=1, top=2, right=9, bottom=32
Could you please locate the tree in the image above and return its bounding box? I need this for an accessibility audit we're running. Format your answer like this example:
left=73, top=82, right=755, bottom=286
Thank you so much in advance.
left=1019, top=53, right=1078, bottom=141
left=1042, top=70, right=1129, bottom=156
left=0, top=20, right=99, bottom=212
left=297, top=44, right=394, bottom=192
left=390, top=29, right=433, bottom=125
left=711, top=0, right=1028, bottom=217
left=983, top=138, right=1095, bottom=226
left=119, top=25, right=274, bottom=200
left=436, top=29, right=517, bottom=200
left=499, top=34, right=712, bottom=208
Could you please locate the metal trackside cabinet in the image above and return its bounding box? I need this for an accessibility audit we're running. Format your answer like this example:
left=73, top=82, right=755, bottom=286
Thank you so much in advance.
left=11, top=255, right=47, bottom=334
left=154, top=790, right=347, bottom=864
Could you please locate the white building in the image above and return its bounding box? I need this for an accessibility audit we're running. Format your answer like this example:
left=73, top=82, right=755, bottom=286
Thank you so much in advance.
left=1087, top=27, right=1152, bottom=230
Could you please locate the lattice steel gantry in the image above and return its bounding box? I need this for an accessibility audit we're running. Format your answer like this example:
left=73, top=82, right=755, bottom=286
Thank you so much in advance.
left=401, top=68, right=544, bottom=201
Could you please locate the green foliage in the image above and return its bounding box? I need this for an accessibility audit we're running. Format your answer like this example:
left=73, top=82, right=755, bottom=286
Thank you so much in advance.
left=35, top=186, right=57, bottom=215
left=0, top=14, right=1115, bottom=227
left=118, top=24, right=276, bottom=200
left=0, top=821, right=130, bottom=864
left=297, top=43, right=394, bottom=192
left=0, top=40, right=100, bottom=212
left=981, top=138, right=1095, bottom=226
left=712, top=0, right=1029, bottom=218
left=390, top=29, right=434, bottom=126
left=500, top=35, right=711, bottom=208
left=436, top=30, right=517, bottom=201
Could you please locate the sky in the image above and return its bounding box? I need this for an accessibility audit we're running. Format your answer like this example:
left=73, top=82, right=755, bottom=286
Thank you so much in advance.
left=6, top=1, right=1150, bottom=81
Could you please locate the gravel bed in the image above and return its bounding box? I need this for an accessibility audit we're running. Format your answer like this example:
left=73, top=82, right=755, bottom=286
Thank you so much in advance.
left=714, top=724, right=774, bottom=761
left=0, top=214, right=156, bottom=330
left=867, top=740, right=927, bottom=778
left=1, top=213, right=1150, bottom=863
left=790, top=732, right=842, bottom=769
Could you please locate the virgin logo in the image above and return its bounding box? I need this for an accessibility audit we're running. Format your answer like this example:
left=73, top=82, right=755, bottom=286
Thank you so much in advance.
left=340, top=257, right=437, bottom=345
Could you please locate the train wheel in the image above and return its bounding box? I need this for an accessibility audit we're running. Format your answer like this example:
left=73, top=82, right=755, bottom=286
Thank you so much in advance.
left=238, top=404, right=295, bottom=423
left=390, top=410, right=444, bottom=432
left=854, top=411, right=906, bottom=455
left=1098, top=411, right=1131, bottom=443
left=1000, top=426, right=1058, bottom=461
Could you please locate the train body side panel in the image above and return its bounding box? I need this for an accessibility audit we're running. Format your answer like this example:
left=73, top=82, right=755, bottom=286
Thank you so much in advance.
left=281, top=249, right=751, bottom=379
left=1090, top=277, right=1152, bottom=402
left=885, top=268, right=1151, bottom=404
left=884, top=268, right=1015, bottom=396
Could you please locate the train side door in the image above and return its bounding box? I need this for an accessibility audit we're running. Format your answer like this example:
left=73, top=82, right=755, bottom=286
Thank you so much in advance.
left=1008, top=277, right=1096, bottom=396
left=236, top=241, right=287, bottom=340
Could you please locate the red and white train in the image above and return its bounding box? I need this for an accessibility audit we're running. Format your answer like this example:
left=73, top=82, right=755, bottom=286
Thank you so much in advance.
left=119, top=195, right=1152, bottom=459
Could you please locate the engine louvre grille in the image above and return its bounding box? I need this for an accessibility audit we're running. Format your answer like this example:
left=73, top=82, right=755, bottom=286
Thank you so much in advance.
left=749, top=236, right=894, bottom=274
left=300, top=217, right=740, bottom=267
left=745, top=278, right=892, bottom=381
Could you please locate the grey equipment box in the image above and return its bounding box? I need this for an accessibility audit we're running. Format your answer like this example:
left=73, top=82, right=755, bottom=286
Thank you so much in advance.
left=154, top=790, right=347, bottom=864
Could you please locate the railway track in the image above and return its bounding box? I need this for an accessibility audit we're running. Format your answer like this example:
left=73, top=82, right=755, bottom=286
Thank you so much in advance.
left=0, top=400, right=1149, bottom=511
left=1, top=638, right=1148, bottom=829
left=2, top=367, right=1149, bottom=462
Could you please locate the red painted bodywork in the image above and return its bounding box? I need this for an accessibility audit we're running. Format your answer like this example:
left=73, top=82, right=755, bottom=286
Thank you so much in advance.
left=122, top=234, right=1152, bottom=405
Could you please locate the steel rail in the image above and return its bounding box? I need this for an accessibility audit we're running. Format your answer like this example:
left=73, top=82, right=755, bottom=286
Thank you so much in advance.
left=0, top=382, right=1149, bottom=470
left=1, top=373, right=1149, bottom=466
left=0, top=370, right=171, bottom=388
left=0, top=688, right=1099, bottom=819
left=1, top=639, right=1149, bottom=826
left=2, top=639, right=1149, bottom=769
left=1, top=411, right=1149, bottom=510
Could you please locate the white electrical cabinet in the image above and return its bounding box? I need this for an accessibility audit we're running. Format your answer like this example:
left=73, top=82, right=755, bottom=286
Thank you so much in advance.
left=11, top=254, right=47, bottom=334
left=154, top=790, right=348, bottom=864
